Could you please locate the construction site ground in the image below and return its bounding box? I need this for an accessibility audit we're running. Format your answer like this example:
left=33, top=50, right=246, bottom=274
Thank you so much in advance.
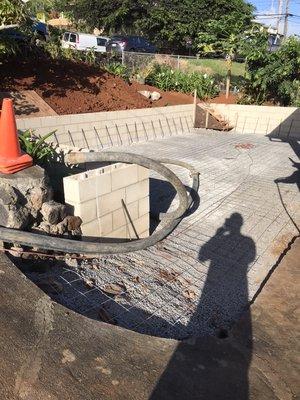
left=0, top=129, right=299, bottom=398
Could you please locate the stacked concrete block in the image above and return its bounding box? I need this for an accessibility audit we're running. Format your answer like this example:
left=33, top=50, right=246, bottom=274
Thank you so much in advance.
left=63, top=163, right=149, bottom=240
left=206, top=104, right=300, bottom=139
left=16, top=104, right=194, bottom=150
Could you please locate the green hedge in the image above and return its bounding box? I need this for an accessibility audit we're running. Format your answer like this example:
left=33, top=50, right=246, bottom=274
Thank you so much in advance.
left=146, top=64, right=219, bottom=99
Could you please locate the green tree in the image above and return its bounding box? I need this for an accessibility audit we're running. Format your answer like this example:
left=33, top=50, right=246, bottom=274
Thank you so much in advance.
left=196, top=12, right=254, bottom=98
left=241, top=33, right=300, bottom=106
left=0, top=0, right=32, bottom=58
left=0, top=0, right=28, bottom=25
left=65, top=0, right=254, bottom=53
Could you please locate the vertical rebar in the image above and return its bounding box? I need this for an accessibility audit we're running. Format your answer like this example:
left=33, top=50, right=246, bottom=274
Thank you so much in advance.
left=277, top=118, right=283, bottom=138
left=126, top=123, right=133, bottom=144
left=68, top=130, right=75, bottom=147
left=173, top=117, right=179, bottom=135
left=142, top=121, right=148, bottom=141
left=265, top=117, right=271, bottom=135
left=159, top=119, right=165, bottom=138
left=105, top=125, right=113, bottom=147
left=166, top=118, right=172, bottom=136
left=53, top=132, right=59, bottom=145
left=115, top=124, right=123, bottom=146
left=253, top=118, right=259, bottom=135
left=287, top=119, right=294, bottom=140
left=81, top=129, right=89, bottom=148
left=234, top=113, right=239, bottom=133
left=179, top=117, right=184, bottom=134
left=135, top=122, right=139, bottom=142
left=93, top=127, right=103, bottom=149
left=242, top=117, right=247, bottom=134
left=151, top=120, right=157, bottom=139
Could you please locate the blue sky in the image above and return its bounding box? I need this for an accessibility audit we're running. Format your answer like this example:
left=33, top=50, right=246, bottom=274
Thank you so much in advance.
left=249, top=0, right=300, bottom=35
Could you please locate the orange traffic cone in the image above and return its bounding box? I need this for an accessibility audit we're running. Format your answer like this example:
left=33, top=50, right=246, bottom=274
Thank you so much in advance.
left=0, top=98, right=33, bottom=174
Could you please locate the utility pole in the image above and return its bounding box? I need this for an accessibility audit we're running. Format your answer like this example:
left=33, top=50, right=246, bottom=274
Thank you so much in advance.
left=276, top=0, right=283, bottom=33
left=283, top=0, right=290, bottom=38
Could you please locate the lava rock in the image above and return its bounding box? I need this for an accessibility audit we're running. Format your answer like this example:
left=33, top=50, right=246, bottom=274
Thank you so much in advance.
left=41, top=200, right=67, bottom=225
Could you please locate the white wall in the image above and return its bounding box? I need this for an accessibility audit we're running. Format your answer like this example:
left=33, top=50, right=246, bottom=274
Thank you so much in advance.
left=17, top=104, right=194, bottom=149
left=63, top=163, right=149, bottom=240
left=207, top=103, right=300, bottom=139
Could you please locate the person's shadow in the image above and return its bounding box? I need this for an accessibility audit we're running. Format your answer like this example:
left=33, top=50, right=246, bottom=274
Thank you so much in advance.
left=275, top=157, right=300, bottom=191
left=150, top=213, right=256, bottom=400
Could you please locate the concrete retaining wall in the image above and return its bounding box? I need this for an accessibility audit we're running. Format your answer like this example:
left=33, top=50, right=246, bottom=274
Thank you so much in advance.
left=17, top=105, right=194, bottom=149
left=208, top=103, right=300, bottom=139
left=63, top=163, right=149, bottom=239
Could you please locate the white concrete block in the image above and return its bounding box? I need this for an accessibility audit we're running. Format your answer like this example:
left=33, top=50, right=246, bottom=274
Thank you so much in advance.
left=111, top=164, right=138, bottom=191
left=97, top=188, right=126, bottom=216
left=81, top=219, right=101, bottom=237
left=139, top=197, right=149, bottom=217
left=127, top=214, right=149, bottom=239
left=126, top=201, right=139, bottom=221
left=112, top=207, right=127, bottom=230
left=100, top=213, right=113, bottom=236
left=126, top=180, right=149, bottom=204
left=105, top=225, right=127, bottom=239
left=138, top=166, right=149, bottom=181
left=63, top=177, right=79, bottom=203
left=77, top=199, right=97, bottom=224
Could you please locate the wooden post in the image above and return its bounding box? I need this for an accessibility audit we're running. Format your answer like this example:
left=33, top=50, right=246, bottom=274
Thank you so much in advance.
left=225, top=56, right=232, bottom=100
left=193, top=89, right=197, bottom=127
left=205, top=110, right=209, bottom=129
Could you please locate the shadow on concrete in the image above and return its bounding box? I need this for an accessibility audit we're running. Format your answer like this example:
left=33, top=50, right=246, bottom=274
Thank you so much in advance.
left=149, top=212, right=256, bottom=399
left=269, top=110, right=300, bottom=232
left=275, top=157, right=300, bottom=191
left=150, top=177, right=200, bottom=233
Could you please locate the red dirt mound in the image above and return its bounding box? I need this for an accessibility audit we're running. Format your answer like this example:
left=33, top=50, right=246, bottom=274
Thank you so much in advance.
left=0, top=58, right=236, bottom=115
left=0, top=58, right=151, bottom=114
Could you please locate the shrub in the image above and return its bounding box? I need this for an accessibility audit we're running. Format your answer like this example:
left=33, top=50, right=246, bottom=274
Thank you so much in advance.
left=104, top=62, right=129, bottom=81
left=19, top=129, right=56, bottom=164
left=145, top=64, right=219, bottom=99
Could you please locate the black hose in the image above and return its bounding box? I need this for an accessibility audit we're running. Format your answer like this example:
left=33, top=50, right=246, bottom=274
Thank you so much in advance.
left=0, top=152, right=199, bottom=255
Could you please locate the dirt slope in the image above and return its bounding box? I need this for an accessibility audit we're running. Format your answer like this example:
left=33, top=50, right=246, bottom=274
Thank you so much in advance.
left=0, top=58, right=236, bottom=115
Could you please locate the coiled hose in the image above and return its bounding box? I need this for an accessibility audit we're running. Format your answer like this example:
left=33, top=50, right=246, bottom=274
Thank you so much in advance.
left=0, top=151, right=199, bottom=255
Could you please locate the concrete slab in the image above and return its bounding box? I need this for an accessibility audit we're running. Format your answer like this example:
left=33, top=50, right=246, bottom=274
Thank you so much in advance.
left=31, top=131, right=300, bottom=339
left=0, top=91, right=57, bottom=118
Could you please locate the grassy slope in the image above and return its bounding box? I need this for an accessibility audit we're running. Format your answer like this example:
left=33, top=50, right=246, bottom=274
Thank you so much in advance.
left=187, top=58, right=245, bottom=85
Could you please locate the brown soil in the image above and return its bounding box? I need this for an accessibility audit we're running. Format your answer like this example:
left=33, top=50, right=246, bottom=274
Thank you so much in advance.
left=130, top=81, right=197, bottom=107
left=208, top=92, right=238, bottom=104
left=0, top=58, right=236, bottom=115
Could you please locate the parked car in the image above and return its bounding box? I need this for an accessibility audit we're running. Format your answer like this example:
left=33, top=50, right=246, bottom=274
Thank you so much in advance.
left=106, top=35, right=156, bottom=53
left=32, top=19, right=49, bottom=41
left=61, top=32, right=109, bottom=53
left=0, top=20, right=49, bottom=43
